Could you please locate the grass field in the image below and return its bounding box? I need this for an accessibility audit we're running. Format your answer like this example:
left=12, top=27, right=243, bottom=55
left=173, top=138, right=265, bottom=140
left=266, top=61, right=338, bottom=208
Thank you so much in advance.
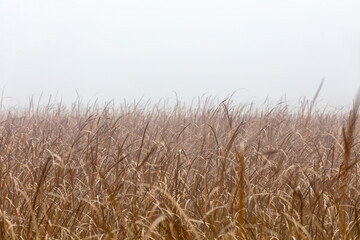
left=0, top=94, right=359, bottom=239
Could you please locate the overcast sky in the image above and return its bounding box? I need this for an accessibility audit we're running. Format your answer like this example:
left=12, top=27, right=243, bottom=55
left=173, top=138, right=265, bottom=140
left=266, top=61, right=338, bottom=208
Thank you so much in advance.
left=0, top=0, right=360, bottom=108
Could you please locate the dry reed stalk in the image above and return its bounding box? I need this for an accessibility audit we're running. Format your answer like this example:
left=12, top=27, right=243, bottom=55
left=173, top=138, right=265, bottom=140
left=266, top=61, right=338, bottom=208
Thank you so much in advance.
left=237, top=142, right=246, bottom=239
left=338, top=89, right=360, bottom=240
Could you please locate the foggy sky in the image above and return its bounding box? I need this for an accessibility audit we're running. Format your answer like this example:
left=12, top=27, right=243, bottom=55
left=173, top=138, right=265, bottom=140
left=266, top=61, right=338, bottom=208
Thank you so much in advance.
left=1, top=0, right=360, bottom=108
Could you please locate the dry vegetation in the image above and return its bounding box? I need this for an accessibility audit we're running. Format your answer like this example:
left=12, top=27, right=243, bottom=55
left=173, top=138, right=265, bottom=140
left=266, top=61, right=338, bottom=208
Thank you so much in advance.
left=0, top=94, right=360, bottom=239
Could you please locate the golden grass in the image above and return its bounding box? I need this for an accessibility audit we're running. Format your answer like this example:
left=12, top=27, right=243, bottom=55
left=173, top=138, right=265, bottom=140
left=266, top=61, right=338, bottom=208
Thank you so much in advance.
left=0, top=94, right=359, bottom=239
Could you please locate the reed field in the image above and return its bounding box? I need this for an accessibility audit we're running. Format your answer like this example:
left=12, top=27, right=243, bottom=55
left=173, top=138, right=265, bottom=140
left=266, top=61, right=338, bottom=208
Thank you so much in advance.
left=0, top=93, right=360, bottom=239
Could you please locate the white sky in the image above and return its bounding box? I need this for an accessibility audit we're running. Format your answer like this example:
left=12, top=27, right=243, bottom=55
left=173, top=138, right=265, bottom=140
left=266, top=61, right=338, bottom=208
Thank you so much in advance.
left=0, top=0, right=360, bottom=108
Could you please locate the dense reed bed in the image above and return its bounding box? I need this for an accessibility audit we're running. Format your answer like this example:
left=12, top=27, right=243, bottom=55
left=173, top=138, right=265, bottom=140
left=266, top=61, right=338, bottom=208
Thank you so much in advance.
left=0, top=95, right=359, bottom=239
